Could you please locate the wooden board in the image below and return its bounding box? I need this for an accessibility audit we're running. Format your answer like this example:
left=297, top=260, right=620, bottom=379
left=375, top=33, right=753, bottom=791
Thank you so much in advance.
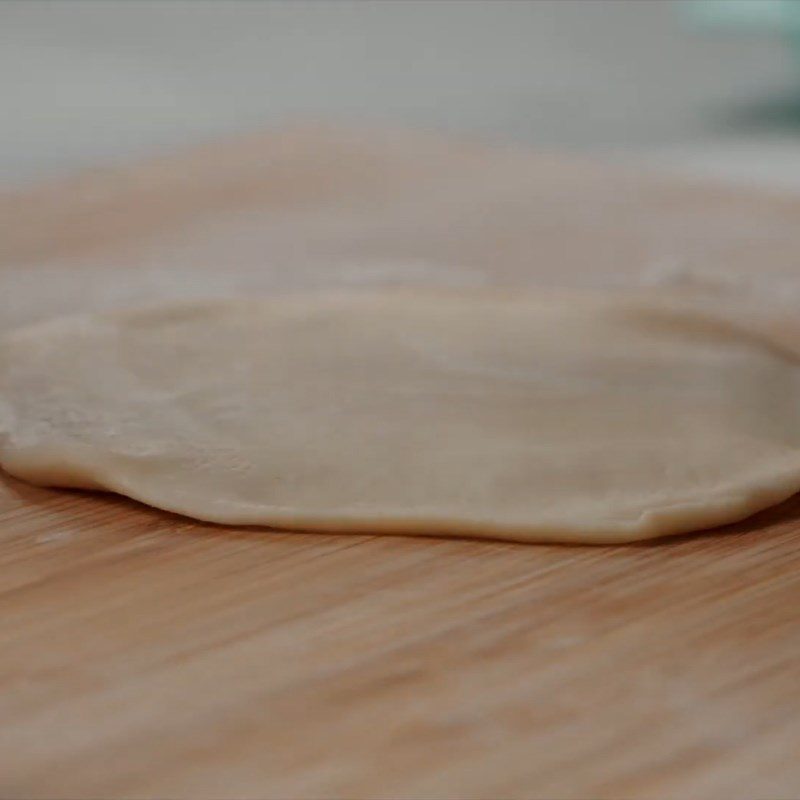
left=1, top=127, right=800, bottom=799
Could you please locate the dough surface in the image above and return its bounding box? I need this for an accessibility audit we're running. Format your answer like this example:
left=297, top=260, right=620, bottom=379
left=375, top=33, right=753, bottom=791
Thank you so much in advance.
left=1, top=291, right=799, bottom=543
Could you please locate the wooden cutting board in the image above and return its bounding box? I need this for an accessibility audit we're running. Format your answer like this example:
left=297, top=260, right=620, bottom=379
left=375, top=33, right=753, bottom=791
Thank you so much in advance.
left=2, top=127, right=800, bottom=799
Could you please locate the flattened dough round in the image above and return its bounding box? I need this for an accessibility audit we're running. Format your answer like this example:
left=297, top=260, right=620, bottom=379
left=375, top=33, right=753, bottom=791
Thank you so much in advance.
left=1, top=291, right=800, bottom=543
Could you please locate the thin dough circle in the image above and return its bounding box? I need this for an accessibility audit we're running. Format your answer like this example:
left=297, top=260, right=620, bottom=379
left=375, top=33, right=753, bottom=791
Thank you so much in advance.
left=1, top=291, right=799, bottom=543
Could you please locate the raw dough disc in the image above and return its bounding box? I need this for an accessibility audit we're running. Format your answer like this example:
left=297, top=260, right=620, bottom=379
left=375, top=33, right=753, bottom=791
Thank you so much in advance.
left=1, top=290, right=799, bottom=544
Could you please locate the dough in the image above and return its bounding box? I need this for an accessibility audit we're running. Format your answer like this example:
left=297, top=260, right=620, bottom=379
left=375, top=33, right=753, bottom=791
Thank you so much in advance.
left=1, top=290, right=799, bottom=544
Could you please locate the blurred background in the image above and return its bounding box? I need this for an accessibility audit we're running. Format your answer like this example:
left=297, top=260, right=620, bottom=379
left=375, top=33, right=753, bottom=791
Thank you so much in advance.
left=2, top=0, right=800, bottom=189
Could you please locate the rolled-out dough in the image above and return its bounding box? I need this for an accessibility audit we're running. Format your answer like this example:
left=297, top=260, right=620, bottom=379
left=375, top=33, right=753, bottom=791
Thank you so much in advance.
left=1, top=290, right=799, bottom=543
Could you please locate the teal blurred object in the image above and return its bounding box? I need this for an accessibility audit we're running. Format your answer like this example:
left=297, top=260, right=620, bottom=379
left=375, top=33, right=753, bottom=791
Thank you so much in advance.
left=685, top=0, right=800, bottom=62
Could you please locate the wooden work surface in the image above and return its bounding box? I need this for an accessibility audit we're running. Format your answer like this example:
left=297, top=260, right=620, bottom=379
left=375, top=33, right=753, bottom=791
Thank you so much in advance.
left=1, top=128, right=800, bottom=799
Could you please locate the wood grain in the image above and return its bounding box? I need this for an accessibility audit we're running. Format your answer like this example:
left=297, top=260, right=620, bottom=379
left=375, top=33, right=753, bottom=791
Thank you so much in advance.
left=1, top=127, right=800, bottom=799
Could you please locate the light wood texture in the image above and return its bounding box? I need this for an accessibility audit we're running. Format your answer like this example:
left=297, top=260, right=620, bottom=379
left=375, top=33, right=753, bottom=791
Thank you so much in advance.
left=1, top=127, right=800, bottom=799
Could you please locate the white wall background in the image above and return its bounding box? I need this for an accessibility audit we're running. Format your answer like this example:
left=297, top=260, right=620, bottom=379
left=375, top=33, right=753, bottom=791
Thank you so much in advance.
left=2, top=0, right=798, bottom=187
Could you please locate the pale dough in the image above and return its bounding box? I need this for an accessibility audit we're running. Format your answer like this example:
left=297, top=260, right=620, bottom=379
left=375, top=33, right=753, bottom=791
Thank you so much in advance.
left=1, top=290, right=799, bottom=544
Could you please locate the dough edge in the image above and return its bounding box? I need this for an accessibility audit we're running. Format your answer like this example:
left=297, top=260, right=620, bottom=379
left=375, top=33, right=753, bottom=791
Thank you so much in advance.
left=4, top=443, right=800, bottom=544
